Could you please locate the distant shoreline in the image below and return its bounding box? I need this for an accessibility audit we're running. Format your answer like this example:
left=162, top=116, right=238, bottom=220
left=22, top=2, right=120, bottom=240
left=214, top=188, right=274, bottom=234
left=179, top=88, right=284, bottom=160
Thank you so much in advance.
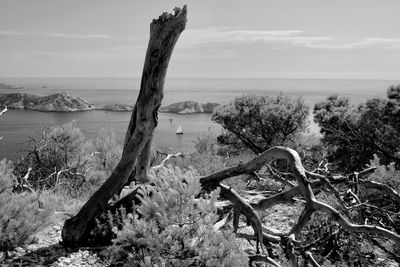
left=0, top=92, right=220, bottom=114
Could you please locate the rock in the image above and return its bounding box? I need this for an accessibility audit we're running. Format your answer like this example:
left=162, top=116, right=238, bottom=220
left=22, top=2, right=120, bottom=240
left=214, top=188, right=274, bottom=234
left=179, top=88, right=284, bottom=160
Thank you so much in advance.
left=0, top=92, right=95, bottom=112
left=100, top=103, right=134, bottom=111
left=159, top=101, right=220, bottom=114
left=0, top=82, right=23, bottom=90
left=14, top=247, right=25, bottom=254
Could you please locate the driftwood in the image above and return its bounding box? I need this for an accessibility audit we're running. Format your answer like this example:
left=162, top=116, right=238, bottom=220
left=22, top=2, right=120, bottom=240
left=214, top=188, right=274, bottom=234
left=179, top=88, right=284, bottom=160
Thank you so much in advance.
left=61, top=6, right=187, bottom=247
left=0, top=105, right=7, bottom=116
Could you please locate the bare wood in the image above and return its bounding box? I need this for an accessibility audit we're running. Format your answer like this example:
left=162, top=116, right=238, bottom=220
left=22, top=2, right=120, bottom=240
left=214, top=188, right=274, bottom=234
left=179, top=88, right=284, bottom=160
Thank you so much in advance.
left=220, top=183, right=264, bottom=253
left=200, top=146, right=400, bottom=245
left=135, top=138, right=153, bottom=183
left=359, top=180, right=400, bottom=204
left=248, top=254, right=281, bottom=267
left=314, top=200, right=400, bottom=243
left=61, top=6, right=187, bottom=247
left=303, top=251, right=321, bottom=267
left=152, top=152, right=184, bottom=170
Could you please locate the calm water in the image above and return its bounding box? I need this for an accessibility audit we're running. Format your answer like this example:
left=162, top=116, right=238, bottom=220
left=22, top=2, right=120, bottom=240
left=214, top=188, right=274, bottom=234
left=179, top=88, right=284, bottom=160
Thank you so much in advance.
left=0, top=77, right=398, bottom=161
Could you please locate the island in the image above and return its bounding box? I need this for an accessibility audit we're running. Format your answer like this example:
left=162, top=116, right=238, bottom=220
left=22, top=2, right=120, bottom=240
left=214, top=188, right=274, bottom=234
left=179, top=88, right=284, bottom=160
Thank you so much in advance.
left=159, top=101, right=220, bottom=114
left=0, top=92, right=220, bottom=114
left=0, top=82, right=23, bottom=90
left=101, top=104, right=134, bottom=111
left=0, top=92, right=95, bottom=112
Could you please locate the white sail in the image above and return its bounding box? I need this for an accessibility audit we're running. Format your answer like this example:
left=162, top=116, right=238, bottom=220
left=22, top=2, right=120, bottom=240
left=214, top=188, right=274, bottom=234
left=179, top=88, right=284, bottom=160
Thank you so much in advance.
left=176, top=125, right=183, bottom=134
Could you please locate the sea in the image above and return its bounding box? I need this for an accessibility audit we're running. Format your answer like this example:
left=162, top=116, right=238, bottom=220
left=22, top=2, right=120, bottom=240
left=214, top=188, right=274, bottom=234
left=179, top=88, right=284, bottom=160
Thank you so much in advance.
left=0, top=77, right=398, bottom=162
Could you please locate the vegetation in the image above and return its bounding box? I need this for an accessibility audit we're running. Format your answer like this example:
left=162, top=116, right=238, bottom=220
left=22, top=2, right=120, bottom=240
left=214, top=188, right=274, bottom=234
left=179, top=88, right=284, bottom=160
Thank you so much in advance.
left=1, top=6, right=399, bottom=266
left=0, top=160, right=54, bottom=251
left=0, top=122, right=122, bottom=254
left=110, top=166, right=248, bottom=266
left=212, top=94, right=309, bottom=154
left=313, top=85, right=400, bottom=171
left=2, top=83, right=400, bottom=266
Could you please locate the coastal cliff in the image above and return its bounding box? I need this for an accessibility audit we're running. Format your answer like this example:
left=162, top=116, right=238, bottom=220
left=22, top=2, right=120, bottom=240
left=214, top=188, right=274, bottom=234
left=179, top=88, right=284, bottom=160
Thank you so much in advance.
left=159, top=101, right=220, bottom=114
left=0, top=92, right=95, bottom=112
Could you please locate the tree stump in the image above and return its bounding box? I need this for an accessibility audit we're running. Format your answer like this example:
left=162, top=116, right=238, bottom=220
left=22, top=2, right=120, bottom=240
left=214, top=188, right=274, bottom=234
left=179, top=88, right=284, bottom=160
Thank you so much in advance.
left=61, top=6, right=187, bottom=248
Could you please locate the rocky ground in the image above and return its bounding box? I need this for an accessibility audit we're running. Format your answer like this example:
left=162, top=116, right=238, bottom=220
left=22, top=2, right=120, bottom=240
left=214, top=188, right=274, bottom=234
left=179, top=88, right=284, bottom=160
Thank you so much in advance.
left=0, top=223, right=109, bottom=267
left=1, top=204, right=398, bottom=266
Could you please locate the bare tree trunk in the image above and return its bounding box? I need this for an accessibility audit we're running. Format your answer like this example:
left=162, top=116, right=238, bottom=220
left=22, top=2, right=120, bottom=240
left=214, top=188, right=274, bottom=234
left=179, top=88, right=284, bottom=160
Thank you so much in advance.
left=61, top=6, right=187, bottom=247
left=135, top=138, right=153, bottom=183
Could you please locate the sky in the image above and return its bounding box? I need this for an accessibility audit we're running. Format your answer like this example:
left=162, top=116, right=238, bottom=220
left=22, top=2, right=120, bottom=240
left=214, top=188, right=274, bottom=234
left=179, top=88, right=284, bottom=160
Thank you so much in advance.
left=0, top=0, right=399, bottom=79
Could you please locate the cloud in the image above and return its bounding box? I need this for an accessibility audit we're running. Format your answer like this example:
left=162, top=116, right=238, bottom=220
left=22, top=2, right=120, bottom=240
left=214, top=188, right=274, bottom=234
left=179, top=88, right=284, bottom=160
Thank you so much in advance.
left=0, top=30, right=115, bottom=39
left=177, top=28, right=331, bottom=48
left=177, top=27, right=400, bottom=50
left=305, top=38, right=400, bottom=49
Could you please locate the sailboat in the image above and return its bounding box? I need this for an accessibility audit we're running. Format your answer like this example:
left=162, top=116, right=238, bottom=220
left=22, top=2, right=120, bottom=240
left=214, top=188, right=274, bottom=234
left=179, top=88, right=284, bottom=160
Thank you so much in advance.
left=176, top=125, right=183, bottom=135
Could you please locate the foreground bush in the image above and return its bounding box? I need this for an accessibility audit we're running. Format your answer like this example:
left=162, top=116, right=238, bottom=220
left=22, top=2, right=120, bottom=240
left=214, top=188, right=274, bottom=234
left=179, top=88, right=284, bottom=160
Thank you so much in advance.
left=0, top=192, right=54, bottom=251
left=0, top=158, right=61, bottom=252
left=110, top=166, right=248, bottom=266
left=0, top=159, right=13, bottom=194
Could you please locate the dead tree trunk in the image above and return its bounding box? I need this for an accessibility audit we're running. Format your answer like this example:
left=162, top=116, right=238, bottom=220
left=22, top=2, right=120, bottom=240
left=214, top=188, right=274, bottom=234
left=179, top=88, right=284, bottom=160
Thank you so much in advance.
left=61, top=6, right=187, bottom=248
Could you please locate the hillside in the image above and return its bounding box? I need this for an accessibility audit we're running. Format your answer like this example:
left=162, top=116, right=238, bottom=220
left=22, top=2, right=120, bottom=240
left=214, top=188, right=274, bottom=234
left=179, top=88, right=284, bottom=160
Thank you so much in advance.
left=159, top=101, right=220, bottom=114
left=0, top=92, right=95, bottom=112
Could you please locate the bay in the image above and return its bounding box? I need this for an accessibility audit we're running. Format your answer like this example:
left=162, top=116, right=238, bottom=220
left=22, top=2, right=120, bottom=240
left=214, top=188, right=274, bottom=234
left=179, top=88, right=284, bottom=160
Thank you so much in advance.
left=0, top=77, right=398, bottom=161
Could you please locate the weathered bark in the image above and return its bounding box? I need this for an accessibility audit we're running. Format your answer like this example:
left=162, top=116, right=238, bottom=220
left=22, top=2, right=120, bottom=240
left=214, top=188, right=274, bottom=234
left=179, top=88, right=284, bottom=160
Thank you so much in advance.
left=135, top=138, right=153, bottom=183
left=61, top=6, right=187, bottom=247
left=220, top=183, right=264, bottom=253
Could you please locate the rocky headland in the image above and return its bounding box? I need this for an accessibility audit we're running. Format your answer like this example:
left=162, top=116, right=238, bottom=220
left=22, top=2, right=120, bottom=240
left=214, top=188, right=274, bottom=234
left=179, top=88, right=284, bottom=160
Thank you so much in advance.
left=0, top=82, right=23, bottom=90
left=101, top=103, right=134, bottom=111
left=0, top=92, right=95, bottom=112
left=159, top=101, right=220, bottom=114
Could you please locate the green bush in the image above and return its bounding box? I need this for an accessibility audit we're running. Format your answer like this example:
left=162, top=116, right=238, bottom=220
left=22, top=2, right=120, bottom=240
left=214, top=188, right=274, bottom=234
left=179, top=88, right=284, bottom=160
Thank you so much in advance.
left=0, top=158, right=55, bottom=251
left=314, top=87, right=400, bottom=171
left=193, top=127, right=219, bottom=155
left=83, top=127, right=122, bottom=187
left=110, top=166, right=248, bottom=266
left=0, top=159, right=14, bottom=194
left=212, top=93, right=309, bottom=154
left=173, top=152, right=225, bottom=176
left=47, top=120, right=85, bottom=165
left=0, top=192, right=54, bottom=251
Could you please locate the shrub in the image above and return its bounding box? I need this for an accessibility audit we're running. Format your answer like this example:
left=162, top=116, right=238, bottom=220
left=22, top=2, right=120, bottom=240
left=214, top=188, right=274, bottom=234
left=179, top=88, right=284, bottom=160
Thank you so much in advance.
left=0, top=159, right=14, bottom=194
left=193, top=127, right=219, bottom=155
left=314, top=87, right=400, bottom=171
left=0, top=192, right=54, bottom=251
left=83, top=127, right=122, bottom=187
left=110, top=166, right=248, bottom=266
left=47, top=120, right=85, bottom=165
left=212, top=93, right=309, bottom=154
left=173, top=152, right=225, bottom=176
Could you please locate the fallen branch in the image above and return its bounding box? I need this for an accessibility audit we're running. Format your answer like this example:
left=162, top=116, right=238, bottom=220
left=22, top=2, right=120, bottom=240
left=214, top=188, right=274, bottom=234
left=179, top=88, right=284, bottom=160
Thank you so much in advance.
left=303, top=251, right=321, bottom=267
left=313, top=200, right=400, bottom=243
left=219, top=183, right=264, bottom=254
left=248, top=254, right=281, bottom=267
left=0, top=105, right=7, bottom=116
left=359, top=180, right=400, bottom=204
left=152, top=152, right=184, bottom=170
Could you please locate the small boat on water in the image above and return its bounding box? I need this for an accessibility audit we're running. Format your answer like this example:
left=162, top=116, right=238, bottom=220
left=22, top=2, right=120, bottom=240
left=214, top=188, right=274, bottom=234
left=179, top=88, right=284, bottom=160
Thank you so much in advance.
left=176, top=125, right=183, bottom=135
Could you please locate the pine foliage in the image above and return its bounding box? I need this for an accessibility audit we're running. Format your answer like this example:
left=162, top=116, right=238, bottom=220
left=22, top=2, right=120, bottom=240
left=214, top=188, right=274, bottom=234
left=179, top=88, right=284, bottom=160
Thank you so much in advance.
left=110, top=166, right=248, bottom=266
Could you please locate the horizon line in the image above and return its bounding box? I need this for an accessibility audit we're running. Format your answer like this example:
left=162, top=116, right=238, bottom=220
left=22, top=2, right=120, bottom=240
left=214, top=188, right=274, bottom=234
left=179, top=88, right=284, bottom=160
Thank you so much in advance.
left=0, top=76, right=399, bottom=81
